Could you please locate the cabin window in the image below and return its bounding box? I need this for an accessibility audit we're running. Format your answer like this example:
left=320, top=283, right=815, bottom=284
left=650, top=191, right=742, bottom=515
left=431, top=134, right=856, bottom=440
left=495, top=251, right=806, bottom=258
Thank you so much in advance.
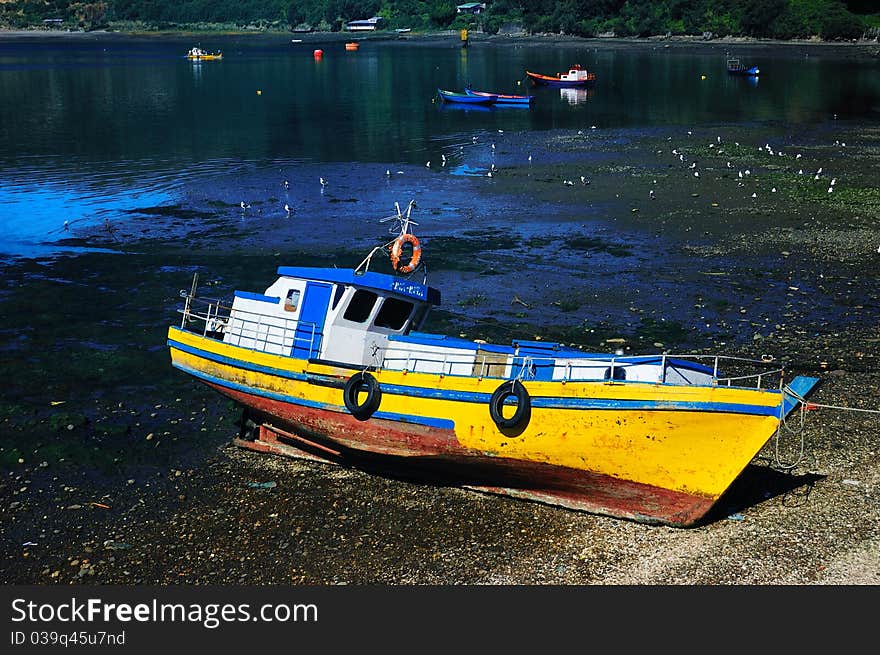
left=284, top=289, right=301, bottom=312
left=343, top=289, right=378, bottom=323
left=374, top=297, right=413, bottom=331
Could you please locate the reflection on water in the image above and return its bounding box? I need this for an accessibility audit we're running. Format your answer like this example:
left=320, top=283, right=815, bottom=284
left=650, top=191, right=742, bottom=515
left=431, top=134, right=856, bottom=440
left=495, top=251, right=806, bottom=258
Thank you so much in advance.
left=0, top=36, right=878, bottom=258
left=560, top=88, right=592, bottom=105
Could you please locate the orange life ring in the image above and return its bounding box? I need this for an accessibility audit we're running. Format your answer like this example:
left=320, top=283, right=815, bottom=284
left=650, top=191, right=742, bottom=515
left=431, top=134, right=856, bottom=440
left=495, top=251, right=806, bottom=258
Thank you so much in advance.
left=390, top=234, right=421, bottom=273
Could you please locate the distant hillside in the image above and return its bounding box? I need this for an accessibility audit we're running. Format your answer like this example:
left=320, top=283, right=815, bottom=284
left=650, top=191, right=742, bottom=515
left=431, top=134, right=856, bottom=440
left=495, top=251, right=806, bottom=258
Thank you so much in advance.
left=0, top=0, right=874, bottom=42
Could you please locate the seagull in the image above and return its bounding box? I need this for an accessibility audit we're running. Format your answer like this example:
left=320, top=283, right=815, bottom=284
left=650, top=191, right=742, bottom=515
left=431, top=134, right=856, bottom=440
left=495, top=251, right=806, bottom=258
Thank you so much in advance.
left=441, top=154, right=447, bottom=165
left=528, top=155, right=532, bottom=163
left=727, top=161, right=732, bottom=168
left=830, top=178, right=837, bottom=186
left=319, top=177, right=326, bottom=187
left=694, top=171, right=699, bottom=177
left=817, top=167, right=823, bottom=175
left=738, top=171, right=743, bottom=178
left=563, top=180, right=574, bottom=186
left=827, top=186, right=833, bottom=193
left=63, top=220, right=69, bottom=230
left=649, top=190, right=655, bottom=199
left=240, top=201, right=250, bottom=210
left=580, top=175, right=586, bottom=184
left=689, top=162, right=696, bottom=169
left=487, top=171, right=493, bottom=178
left=717, top=136, right=721, bottom=143
left=745, top=169, right=751, bottom=175
left=284, top=204, right=291, bottom=215
left=491, top=143, right=496, bottom=150
left=426, top=161, right=430, bottom=168
left=796, top=154, right=802, bottom=159
left=771, top=187, right=777, bottom=193
left=798, top=169, right=804, bottom=175
left=385, top=169, right=391, bottom=177
left=751, top=193, right=757, bottom=198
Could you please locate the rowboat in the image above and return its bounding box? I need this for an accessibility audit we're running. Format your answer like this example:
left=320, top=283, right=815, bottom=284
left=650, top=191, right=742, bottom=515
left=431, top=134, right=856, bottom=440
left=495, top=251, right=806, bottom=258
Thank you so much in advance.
left=465, top=86, right=534, bottom=105
left=526, top=65, right=596, bottom=87
left=727, top=58, right=759, bottom=76
left=167, top=202, right=820, bottom=527
left=187, top=47, right=222, bottom=61
left=437, top=88, right=497, bottom=105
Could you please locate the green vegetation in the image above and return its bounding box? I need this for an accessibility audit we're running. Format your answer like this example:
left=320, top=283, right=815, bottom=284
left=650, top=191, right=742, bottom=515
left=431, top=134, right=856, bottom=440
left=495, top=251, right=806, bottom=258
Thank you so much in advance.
left=0, top=0, right=873, bottom=41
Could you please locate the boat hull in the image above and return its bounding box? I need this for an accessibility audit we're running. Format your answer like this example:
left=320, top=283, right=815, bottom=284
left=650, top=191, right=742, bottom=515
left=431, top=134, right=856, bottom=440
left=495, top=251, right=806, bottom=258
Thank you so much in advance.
left=437, top=89, right=496, bottom=105
left=727, top=66, right=759, bottom=76
left=465, top=89, right=534, bottom=105
left=168, top=326, right=818, bottom=527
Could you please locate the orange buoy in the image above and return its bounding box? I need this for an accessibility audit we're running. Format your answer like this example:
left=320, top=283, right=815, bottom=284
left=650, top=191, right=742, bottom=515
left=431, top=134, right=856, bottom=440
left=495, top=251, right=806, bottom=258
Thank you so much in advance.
left=314, top=49, right=323, bottom=59
left=345, top=42, right=359, bottom=51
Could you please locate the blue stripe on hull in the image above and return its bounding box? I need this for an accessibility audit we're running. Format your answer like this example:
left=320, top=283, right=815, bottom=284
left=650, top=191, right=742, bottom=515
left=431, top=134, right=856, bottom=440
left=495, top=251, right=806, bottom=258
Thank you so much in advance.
left=170, top=359, right=457, bottom=430
left=169, top=337, right=783, bottom=419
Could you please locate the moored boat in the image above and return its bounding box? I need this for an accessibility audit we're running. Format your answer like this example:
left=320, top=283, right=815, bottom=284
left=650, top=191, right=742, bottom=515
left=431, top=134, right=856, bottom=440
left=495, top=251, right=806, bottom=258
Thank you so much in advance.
left=437, top=88, right=497, bottom=105
left=465, top=85, right=534, bottom=105
left=526, top=64, right=596, bottom=87
left=727, top=58, right=759, bottom=76
left=187, top=47, right=223, bottom=61
left=167, top=201, right=821, bottom=527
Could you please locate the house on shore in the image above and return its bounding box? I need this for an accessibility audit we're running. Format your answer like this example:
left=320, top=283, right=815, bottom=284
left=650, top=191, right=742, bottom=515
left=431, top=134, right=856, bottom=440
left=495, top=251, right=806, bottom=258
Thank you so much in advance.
left=457, top=3, right=487, bottom=14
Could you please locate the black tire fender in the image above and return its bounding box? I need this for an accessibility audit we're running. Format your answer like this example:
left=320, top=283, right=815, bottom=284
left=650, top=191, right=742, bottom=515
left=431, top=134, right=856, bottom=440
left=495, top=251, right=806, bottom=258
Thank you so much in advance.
left=343, top=371, right=382, bottom=421
left=489, top=379, right=531, bottom=434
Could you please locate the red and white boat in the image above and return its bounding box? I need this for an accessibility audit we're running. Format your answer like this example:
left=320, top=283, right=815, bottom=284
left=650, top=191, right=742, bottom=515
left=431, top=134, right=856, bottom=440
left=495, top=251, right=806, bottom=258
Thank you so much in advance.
left=526, top=64, right=596, bottom=88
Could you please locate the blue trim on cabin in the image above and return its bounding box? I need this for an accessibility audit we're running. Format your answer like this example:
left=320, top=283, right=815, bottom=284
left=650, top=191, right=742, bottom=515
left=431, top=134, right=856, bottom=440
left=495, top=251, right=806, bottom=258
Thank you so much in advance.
left=169, top=335, right=784, bottom=419
left=276, top=267, right=441, bottom=304
left=234, top=290, right=281, bottom=304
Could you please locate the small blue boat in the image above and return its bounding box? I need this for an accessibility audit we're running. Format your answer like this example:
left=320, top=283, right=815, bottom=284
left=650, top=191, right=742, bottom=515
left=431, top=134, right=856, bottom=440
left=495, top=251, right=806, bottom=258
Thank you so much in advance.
left=437, top=88, right=497, bottom=105
left=465, top=86, right=534, bottom=106
left=727, top=58, right=759, bottom=76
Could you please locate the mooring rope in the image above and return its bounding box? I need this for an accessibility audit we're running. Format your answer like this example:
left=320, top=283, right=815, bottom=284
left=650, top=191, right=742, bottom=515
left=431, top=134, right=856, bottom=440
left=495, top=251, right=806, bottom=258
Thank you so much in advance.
left=772, top=386, right=880, bottom=470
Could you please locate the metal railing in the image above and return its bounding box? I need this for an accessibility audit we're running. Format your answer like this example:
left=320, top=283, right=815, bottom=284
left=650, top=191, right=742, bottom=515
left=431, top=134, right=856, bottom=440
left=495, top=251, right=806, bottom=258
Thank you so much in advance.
left=178, top=293, right=786, bottom=390
left=380, top=349, right=786, bottom=389
left=178, top=295, right=321, bottom=358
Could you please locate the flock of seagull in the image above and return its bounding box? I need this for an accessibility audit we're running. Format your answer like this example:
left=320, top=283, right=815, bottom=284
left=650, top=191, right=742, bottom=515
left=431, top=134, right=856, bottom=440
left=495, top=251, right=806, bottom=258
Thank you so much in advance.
left=228, top=128, right=844, bottom=226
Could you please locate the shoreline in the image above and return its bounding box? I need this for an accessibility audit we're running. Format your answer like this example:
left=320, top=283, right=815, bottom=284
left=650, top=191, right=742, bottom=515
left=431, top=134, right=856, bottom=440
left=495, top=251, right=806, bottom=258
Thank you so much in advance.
left=1, top=26, right=878, bottom=49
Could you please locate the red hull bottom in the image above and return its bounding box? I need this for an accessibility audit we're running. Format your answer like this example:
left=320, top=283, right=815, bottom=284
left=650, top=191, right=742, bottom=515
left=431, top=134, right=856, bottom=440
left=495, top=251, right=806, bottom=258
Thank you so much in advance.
left=212, top=383, right=715, bottom=527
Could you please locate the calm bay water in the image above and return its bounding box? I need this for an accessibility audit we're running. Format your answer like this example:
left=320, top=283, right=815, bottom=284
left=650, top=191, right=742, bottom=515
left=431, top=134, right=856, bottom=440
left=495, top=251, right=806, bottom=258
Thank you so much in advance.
left=0, top=33, right=877, bottom=259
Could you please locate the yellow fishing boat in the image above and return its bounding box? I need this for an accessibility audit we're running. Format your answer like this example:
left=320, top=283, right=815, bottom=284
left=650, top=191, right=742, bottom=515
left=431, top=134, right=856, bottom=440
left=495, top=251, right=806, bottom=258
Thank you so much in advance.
left=187, top=47, right=223, bottom=61
left=167, top=201, right=820, bottom=527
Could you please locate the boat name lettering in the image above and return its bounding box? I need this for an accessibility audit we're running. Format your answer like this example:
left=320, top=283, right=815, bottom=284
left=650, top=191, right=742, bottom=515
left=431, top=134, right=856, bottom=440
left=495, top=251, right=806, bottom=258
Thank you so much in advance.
left=391, top=279, right=423, bottom=298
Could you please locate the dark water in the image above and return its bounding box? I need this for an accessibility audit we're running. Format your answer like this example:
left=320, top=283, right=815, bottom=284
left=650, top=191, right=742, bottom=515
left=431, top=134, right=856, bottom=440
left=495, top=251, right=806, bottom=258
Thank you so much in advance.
left=1, top=34, right=878, bottom=257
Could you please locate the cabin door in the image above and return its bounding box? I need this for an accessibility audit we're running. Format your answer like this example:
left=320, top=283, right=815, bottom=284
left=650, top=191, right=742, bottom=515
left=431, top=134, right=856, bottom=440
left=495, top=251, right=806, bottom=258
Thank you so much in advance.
left=291, top=281, right=332, bottom=359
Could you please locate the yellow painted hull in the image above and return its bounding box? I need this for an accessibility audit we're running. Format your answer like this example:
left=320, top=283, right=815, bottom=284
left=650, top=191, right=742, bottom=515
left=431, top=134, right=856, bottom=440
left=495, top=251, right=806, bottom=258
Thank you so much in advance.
left=168, top=326, right=806, bottom=526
